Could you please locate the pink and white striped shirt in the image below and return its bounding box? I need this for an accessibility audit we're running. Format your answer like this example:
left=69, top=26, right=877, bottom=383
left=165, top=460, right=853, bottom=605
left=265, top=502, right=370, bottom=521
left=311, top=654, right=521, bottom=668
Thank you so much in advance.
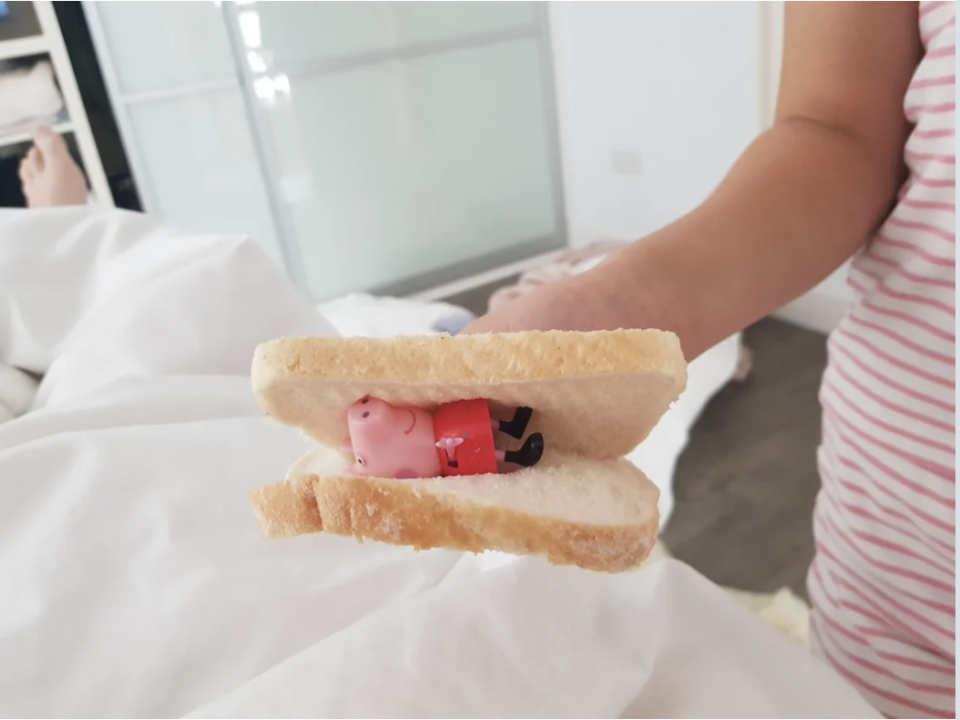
left=808, top=2, right=956, bottom=718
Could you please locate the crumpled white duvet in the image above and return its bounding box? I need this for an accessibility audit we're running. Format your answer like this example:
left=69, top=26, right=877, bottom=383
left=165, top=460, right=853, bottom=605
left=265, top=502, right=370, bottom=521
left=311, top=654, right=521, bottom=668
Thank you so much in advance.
left=0, top=361, right=38, bottom=423
left=0, top=208, right=877, bottom=718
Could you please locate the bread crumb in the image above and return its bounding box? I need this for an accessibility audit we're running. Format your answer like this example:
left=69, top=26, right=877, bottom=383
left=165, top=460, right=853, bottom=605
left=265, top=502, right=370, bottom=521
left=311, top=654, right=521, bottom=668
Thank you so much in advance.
left=376, top=514, right=402, bottom=540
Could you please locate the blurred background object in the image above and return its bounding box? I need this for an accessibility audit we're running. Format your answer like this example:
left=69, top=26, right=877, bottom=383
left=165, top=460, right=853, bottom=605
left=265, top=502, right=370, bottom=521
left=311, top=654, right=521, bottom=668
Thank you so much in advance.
left=0, top=1, right=112, bottom=206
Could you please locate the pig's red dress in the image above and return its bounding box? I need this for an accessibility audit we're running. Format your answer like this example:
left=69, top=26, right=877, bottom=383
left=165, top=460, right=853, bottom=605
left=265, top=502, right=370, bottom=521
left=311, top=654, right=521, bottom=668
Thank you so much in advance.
left=433, top=399, right=498, bottom=476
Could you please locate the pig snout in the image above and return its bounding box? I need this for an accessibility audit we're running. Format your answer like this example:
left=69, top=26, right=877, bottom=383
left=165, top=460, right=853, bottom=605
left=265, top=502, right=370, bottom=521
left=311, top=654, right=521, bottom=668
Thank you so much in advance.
left=347, top=396, right=393, bottom=424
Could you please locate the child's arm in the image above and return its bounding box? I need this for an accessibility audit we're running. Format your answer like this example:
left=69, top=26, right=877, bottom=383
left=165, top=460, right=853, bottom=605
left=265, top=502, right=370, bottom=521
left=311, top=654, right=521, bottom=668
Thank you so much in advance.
left=465, top=2, right=923, bottom=360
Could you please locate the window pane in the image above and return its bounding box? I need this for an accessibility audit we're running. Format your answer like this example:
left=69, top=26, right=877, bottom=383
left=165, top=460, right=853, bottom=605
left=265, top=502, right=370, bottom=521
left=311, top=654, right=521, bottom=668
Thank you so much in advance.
left=127, top=89, right=284, bottom=266
left=259, top=38, right=558, bottom=299
left=94, top=2, right=236, bottom=94
left=253, top=1, right=537, bottom=69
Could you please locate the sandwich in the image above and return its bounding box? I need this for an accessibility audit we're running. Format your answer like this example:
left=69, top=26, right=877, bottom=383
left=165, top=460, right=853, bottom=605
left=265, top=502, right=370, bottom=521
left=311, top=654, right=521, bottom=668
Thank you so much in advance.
left=247, top=329, right=687, bottom=572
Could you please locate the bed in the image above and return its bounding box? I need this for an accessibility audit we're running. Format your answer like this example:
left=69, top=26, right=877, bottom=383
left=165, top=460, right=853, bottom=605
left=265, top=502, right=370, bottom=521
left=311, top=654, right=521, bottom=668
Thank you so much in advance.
left=0, top=208, right=877, bottom=718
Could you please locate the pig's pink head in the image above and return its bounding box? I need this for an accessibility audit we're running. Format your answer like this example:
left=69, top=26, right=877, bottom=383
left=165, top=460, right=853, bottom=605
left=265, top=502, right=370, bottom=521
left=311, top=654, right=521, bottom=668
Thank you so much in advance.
left=346, top=397, right=397, bottom=472
left=344, top=396, right=440, bottom=479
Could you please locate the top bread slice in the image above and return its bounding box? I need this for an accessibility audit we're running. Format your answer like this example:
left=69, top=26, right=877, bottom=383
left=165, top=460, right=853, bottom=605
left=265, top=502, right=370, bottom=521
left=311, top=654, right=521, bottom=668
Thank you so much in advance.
left=252, top=329, right=687, bottom=460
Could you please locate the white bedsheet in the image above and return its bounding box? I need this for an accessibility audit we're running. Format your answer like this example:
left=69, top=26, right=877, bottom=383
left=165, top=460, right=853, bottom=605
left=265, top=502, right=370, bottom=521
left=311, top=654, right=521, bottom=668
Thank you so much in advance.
left=0, top=209, right=877, bottom=718
left=0, top=360, right=38, bottom=423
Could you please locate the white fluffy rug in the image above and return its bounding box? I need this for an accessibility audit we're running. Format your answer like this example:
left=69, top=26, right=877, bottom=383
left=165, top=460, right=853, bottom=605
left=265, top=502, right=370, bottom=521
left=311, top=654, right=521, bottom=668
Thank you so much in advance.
left=646, top=543, right=811, bottom=649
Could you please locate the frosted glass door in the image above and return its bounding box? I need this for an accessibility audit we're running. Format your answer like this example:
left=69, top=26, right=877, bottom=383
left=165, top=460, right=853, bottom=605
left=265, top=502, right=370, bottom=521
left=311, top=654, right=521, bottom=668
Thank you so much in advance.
left=225, top=1, right=563, bottom=299
left=83, top=1, right=287, bottom=267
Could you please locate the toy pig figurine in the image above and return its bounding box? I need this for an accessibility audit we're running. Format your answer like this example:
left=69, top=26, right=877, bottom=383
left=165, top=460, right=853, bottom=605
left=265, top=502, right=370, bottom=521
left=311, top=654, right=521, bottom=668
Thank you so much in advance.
left=345, top=396, right=544, bottom=479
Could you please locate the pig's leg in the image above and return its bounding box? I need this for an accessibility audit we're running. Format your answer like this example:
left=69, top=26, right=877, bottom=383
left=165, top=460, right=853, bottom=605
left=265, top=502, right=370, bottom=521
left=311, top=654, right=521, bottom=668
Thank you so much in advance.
left=492, top=406, right=533, bottom=439
left=497, top=432, right=544, bottom=467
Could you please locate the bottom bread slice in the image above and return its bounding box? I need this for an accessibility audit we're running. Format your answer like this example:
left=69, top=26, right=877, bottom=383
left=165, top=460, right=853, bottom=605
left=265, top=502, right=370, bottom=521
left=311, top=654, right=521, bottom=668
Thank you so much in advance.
left=314, top=452, right=660, bottom=573
left=247, top=444, right=348, bottom=538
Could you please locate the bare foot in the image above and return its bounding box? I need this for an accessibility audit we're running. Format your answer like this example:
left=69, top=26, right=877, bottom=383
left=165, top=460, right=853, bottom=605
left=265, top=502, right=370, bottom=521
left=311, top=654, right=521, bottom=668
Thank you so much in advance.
left=18, top=127, right=88, bottom=208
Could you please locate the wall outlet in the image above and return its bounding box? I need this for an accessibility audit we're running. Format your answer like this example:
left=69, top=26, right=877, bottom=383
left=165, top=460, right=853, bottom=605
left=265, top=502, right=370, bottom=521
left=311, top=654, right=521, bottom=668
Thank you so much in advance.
left=610, top=149, right=642, bottom=175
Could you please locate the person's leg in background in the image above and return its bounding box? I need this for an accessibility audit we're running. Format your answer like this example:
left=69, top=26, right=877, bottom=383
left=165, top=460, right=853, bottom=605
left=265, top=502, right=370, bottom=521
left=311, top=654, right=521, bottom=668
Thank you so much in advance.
left=17, top=127, right=89, bottom=208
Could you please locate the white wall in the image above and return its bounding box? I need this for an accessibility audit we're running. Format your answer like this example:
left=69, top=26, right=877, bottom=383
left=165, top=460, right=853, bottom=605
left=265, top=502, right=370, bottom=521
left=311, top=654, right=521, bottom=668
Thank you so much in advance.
left=548, top=1, right=762, bottom=246
left=548, top=0, right=852, bottom=335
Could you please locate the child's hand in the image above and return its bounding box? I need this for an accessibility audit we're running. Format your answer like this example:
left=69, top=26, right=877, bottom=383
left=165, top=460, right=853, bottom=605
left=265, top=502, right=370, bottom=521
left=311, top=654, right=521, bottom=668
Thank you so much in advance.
left=461, top=272, right=621, bottom=336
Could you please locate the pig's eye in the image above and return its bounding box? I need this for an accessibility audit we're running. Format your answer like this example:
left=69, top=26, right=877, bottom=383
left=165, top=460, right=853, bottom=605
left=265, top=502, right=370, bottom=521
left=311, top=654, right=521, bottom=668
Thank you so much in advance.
left=362, top=411, right=370, bottom=418
left=357, top=457, right=365, bottom=465
left=361, top=398, right=369, bottom=404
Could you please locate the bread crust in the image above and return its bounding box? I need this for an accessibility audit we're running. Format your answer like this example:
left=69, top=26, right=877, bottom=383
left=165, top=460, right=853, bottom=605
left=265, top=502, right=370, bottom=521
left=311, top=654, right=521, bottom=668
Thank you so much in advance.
left=248, top=475, right=323, bottom=538
left=314, top=474, right=659, bottom=573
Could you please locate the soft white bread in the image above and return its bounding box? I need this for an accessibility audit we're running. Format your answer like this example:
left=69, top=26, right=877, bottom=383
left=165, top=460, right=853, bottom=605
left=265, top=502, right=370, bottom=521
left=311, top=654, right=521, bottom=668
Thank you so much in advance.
left=252, top=330, right=686, bottom=459
left=248, top=330, right=687, bottom=572
left=248, top=445, right=341, bottom=539
left=250, top=446, right=660, bottom=573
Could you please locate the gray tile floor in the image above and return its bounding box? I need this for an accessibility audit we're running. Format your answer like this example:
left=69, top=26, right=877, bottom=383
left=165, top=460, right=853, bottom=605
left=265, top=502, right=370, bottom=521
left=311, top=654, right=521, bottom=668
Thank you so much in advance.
left=661, top=318, right=828, bottom=600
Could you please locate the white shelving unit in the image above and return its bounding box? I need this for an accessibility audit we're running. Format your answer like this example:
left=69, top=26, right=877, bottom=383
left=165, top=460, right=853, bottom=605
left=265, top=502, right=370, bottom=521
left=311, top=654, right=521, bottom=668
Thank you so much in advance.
left=0, top=34, right=47, bottom=61
left=0, top=118, right=72, bottom=149
left=0, top=0, right=112, bottom=206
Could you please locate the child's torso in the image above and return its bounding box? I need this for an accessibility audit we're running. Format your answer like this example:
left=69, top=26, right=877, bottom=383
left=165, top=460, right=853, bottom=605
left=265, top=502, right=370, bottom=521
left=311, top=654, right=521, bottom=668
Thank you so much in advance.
left=814, top=0, right=956, bottom=681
